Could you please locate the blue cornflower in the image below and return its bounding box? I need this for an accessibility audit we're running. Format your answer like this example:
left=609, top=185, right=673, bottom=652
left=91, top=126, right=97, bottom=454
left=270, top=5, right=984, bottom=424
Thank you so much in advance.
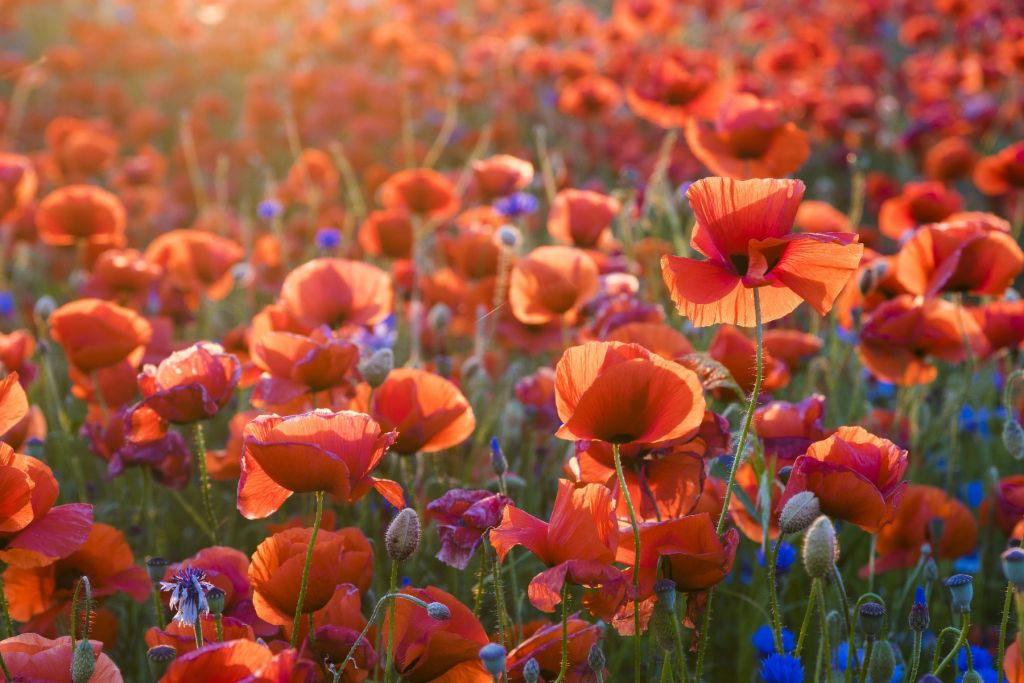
left=494, top=192, right=539, bottom=217
left=833, top=642, right=861, bottom=672
left=952, top=552, right=981, bottom=574
left=957, top=645, right=993, bottom=672
left=758, top=542, right=797, bottom=574
left=759, top=653, right=804, bottom=683
left=0, top=292, right=14, bottom=317
left=315, top=227, right=342, bottom=250
left=257, top=199, right=283, bottom=220
left=751, top=625, right=796, bottom=659
left=160, top=567, right=214, bottom=625
left=964, top=480, right=985, bottom=508
left=351, top=315, right=397, bottom=353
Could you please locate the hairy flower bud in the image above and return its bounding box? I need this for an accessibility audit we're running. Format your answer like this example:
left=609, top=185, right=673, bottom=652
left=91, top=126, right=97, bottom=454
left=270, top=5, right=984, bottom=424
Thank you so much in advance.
left=360, top=348, right=394, bottom=388
left=426, top=602, right=451, bottom=621
left=1004, top=418, right=1024, bottom=460
left=523, top=658, right=541, bottom=683
left=207, top=587, right=225, bottom=616
left=588, top=643, right=606, bottom=672
left=867, top=640, right=896, bottom=683
left=478, top=643, right=507, bottom=676
left=652, top=579, right=678, bottom=652
left=146, top=556, right=169, bottom=583
left=71, top=639, right=95, bottom=683
left=802, top=516, right=837, bottom=579
left=779, top=492, right=820, bottom=535
left=385, top=508, right=421, bottom=563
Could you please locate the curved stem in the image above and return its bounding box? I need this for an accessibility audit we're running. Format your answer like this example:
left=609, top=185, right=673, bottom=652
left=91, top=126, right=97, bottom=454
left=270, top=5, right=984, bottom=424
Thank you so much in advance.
left=934, top=615, right=971, bottom=676
left=997, top=581, right=1014, bottom=683
left=554, top=582, right=570, bottom=683
left=767, top=537, right=785, bottom=653
left=289, top=491, right=325, bottom=648
left=613, top=443, right=643, bottom=683
left=190, top=422, right=219, bottom=545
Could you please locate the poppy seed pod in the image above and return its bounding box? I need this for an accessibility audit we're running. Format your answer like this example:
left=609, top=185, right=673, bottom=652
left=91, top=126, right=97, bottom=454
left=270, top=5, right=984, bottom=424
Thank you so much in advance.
left=385, top=508, right=421, bottom=563
left=944, top=574, right=974, bottom=614
left=779, top=491, right=821, bottom=535
left=479, top=643, right=507, bottom=676
left=146, top=556, right=169, bottom=583
left=858, top=602, right=886, bottom=639
left=1004, top=418, right=1024, bottom=460
left=523, top=658, right=541, bottom=683
left=206, top=586, right=226, bottom=616
left=359, top=347, right=394, bottom=389
left=867, top=640, right=896, bottom=683
left=71, top=639, right=95, bottom=683
left=1002, top=547, right=1024, bottom=588
left=146, top=645, right=176, bottom=679
left=802, top=516, right=838, bottom=579
left=426, top=601, right=451, bottom=621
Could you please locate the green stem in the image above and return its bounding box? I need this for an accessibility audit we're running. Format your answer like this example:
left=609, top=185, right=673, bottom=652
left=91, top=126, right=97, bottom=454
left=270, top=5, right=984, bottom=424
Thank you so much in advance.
left=0, top=565, right=14, bottom=637
left=613, top=443, right=643, bottom=683
left=859, top=639, right=874, bottom=683
left=384, top=560, right=399, bottom=683
left=289, top=491, right=325, bottom=648
left=767, top=537, right=785, bottom=653
left=190, top=422, right=219, bottom=545
left=554, top=582, right=570, bottom=683
left=215, top=615, right=224, bottom=643
left=816, top=580, right=832, bottom=683
left=796, top=580, right=818, bottom=658
left=151, top=583, right=165, bottom=629
left=695, top=588, right=715, bottom=682
left=997, top=582, right=1014, bottom=683
left=659, top=655, right=673, bottom=683
left=491, top=542, right=509, bottom=647
left=193, top=618, right=203, bottom=649
left=934, top=615, right=971, bottom=676
left=931, top=626, right=961, bottom=672
left=905, top=630, right=922, bottom=683
left=845, top=591, right=883, bottom=683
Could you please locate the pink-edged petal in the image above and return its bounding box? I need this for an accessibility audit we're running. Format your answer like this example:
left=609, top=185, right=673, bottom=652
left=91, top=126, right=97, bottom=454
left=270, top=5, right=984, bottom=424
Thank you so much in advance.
left=0, top=503, right=93, bottom=568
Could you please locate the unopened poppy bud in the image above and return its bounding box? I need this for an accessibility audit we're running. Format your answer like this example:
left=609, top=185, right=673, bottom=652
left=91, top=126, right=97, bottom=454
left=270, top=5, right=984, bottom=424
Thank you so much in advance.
left=496, top=225, right=521, bottom=249
left=867, top=640, right=896, bottom=683
left=1004, top=418, right=1024, bottom=460
left=1002, top=547, right=1024, bottom=588
left=779, top=492, right=820, bottom=535
left=802, top=516, right=837, bottom=579
left=426, top=602, right=451, bottom=621
left=827, top=610, right=843, bottom=644
left=385, top=508, right=420, bottom=563
left=858, top=602, right=885, bottom=639
left=588, top=643, right=606, bottom=672
left=858, top=260, right=888, bottom=296
left=207, top=587, right=225, bottom=616
left=909, top=587, right=929, bottom=632
left=71, top=639, right=96, bottom=683
left=147, top=644, right=176, bottom=678
left=960, top=671, right=985, bottom=683
left=478, top=643, right=507, bottom=676
left=428, top=303, right=452, bottom=334
left=523, top=658, right=541, bottom=683
left=146, top=556, right=169, bottom=583
left=653, top=579, right=678, bottom=651
left=34, top=295, right=57, bottom=322
left=944, top=574, right=974, bottom=614
left=923, top=556, right=939, bottom=584
left=360, top=348, right=393, bottom=388
left=490, top=437, right=508, bottom=477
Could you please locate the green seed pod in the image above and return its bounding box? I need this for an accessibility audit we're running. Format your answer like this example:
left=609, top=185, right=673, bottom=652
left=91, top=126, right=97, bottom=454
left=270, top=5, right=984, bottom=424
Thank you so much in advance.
left=858, top=602, right=886, bottom=640
left=207, top=586, right=226, bottom=616
left=147, top=645, right=176, bottom=679
left=802, top=516, right=838, bottom=579
left=944, top=574, right=974, bottom=614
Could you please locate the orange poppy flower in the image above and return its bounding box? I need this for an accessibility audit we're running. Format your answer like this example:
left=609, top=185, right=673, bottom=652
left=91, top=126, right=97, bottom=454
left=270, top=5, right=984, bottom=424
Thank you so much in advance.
left=554, top=341, right=705, bottom=445
left=981, top=475, right=1024, bottom=536
left=877, top=181, right=962, bottom=240
left=471, top=154, right=534, bottom=201
left=795, top=200, right=853, bottom=233
left=383, top=586, right=490, bottom=683
left=857, top=295, right=987, bottom=386
left=779, top=426, right=908, bottom=533
left=137, top=342, right=240, bottom=424
left=509, top=246, right=600, bottom=326
left=369, top=368, right=475, bottom=455
left=44, top=116, right=118, bottom=180
left=618, top=513, right=739, bottom=597
left=0, top=373, right=28, bottom=438
left=280, top=148, right=339, bottom=205
left=685, top=93, right=810, bottom=179
left=144, top=229, right=244, bottom=303
left=894, top=218, right=1024, bottom=297
left=923, top=136, right=977, bottom=182
left=604, top=321, right=694, bottom=359
left=49, top=298, right=152, bottom=373
left=35, top=184, right=126, bottom=248
left=506, top=619, right=605, bottom=682
left=249, top=526, right=373, bottom=628
left=379, top=168, right=459, bottom=220
left=547, top=189, right=622, bottom=248
left=762, top=328, right=824, bottom=369
left=83, top=248, right=162, bottom=306
left=146, top=615, right=255, bottom=656
left=625, top=49, right=720, bottom=128
left=661, top=177, right=863, bottom=327
left=490, top=480, right=624, bottom=613
left=708, top=325, right=790, bottom=393
left=973, top=141, right=1024, bottom=195
left=250, top=329, right=359, bottom=407
left=159, top=639, right=302, bottom=683
left=0, top=153, right=37, bottom=222
left=279, top=258, right=393, bottom=329
left=870, top=485, right=977, bottom=574
left=754, top=394, right=828, bottom=462
left=0, top=634, right=122, bottom=682
left=970, top=300, right=1024, bottom=358
left=558, top=74, right=623, bottom=119
left=0, top=331, right=36, bottom=386
left=358, top=208, right=413, bottom=260
left=237, top=409, right=403, bottom=519
left=613, top=0, right=675, bottom=35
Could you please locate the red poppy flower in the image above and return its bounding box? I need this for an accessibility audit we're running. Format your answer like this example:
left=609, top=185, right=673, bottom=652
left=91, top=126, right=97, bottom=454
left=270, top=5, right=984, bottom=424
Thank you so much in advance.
left=754, top=394, right=828, bottom=462
left=379, top=168, right=459, bottom=220
left=490, top=480, right=624, bottom=613
left=558, top=74, right=623, bottom=119
left=370, top=368, right=475, bottom=455
left=0, top=332, right=36, bottom=387
left=795, top=200, right=854, bottom=234
left=137, top=342, right=240, bottom=424
left=279, top=258, right=393, bottom=329
left=762, top=329, right=824, bottom=369
left=971, top=300, right=1024, bottom=357
left=249, top=526, right=373, bottom=629
left=514, top=367, right=559, bottom=432
left=625, top=49, right=720, bottom=128
left=35, top=184, right=126, bottom=248
left=237, top=409, right=403, bottom=519
left=604, top=321, right=694, bottom=360
left=877, top=181, right=962, bottom=240
left=924, top=136, right=977, bottom=183
left=146, top=615, right=255, bottom=656
left=145, top=229, right=244, bottom=304
left=0, top=373, right=28, bottom=438
left=857, top=295, right=987, bottom=386
left=93, top=405, right=193, bottom=489
left=894, top=218, right=1024, bottom=297
left=0, top=153, right=37, bottom=222
left=83, top=248, right=162, bottom=306
left=49, top=298, right=152, bottom=374
left=685, top=93, right=810, bottom=179
left=472, top=154, right=534, bottom=201
left=427, top=489, right=512, bottom=570
left=554, top=341, right=705, bottom=444
left=159, top=639, right=301, bottom=683
left=509, top=246, right=600, bottom=326
left=779, top=426, right=909, bottom=533
left=280, top=148, right=339, bottom=205
left=547, top=189, right=622, bottom=249
left=661, top=177, right=863, bottom=327
left=250, top=328, right=359, bottom=407
left=974, top=141, right=1024, bottom=195
left=0, top=634, right=122, bottom=682
left=383, top=586, right=490, bottom=682
left=358, top=208, right=413, bottom=260
left=981, top=475, right=1024, bottom=536
left=309, top=584, right=378, bottom=681
left=708, top=325, right=790, bottom=394
left=505, top=617, right=605, bottom=682
left=870, top=485, right=977, bottom=574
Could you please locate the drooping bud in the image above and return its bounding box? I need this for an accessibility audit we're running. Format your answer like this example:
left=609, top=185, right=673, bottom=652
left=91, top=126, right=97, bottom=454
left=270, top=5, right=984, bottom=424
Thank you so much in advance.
left=908, top=587, right=929, bottom=632
left=359, top=348, right=394, bottom=388
left=1004, top=418, right=1024, bottom=460
left=1002, top=547, right=1024, bottom=589
left=478, top=643, right=507, bottom=676
left=71, top=639, right=96, bottom=683
left=426, top=602, right=451, bottom=621
left=802, top=516, right=838, bottom=579
left=385, top=508, right=421, bottom=563
left=779, top=492, right=820, bottom=535
left=523, top=658, right=541, bottom=683
left=944, top=574, right=974, bottom=614
left=867, top=640, right=896, bottom=683
left=858, top=602, right=886, bottom=639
